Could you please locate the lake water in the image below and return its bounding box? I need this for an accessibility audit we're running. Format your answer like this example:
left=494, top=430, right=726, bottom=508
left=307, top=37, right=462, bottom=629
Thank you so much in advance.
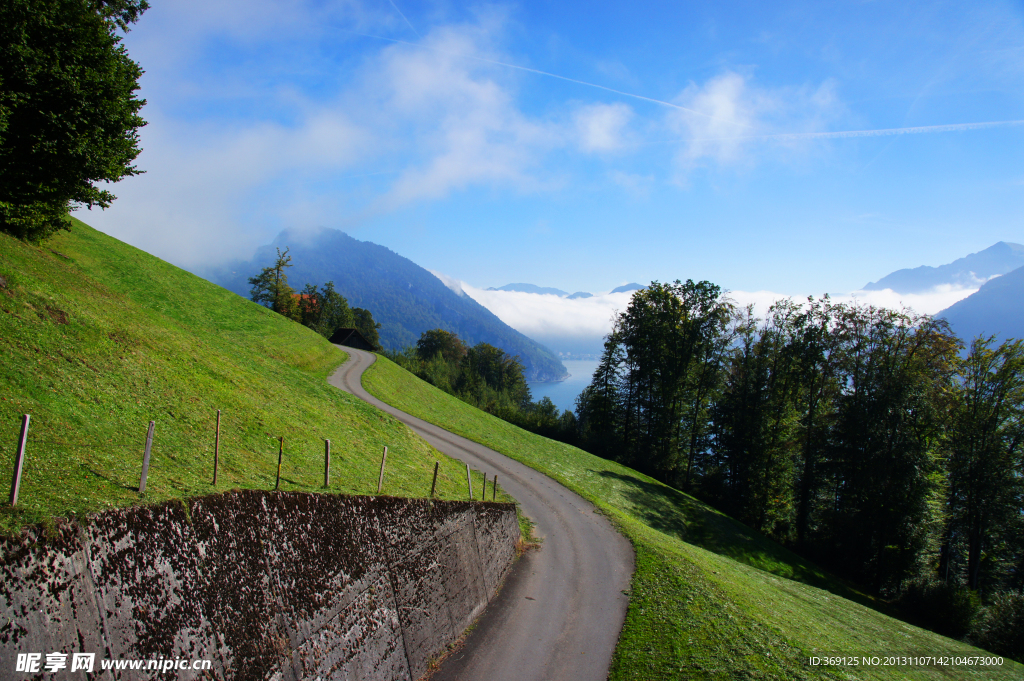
left=527, top=359, right=600, bottom=414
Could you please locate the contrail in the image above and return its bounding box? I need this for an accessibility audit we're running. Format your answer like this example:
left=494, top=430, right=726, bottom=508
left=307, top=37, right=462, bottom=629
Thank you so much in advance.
left=341, top=29, right=748, bottom=126
left=386, top=0, right=420, bottom=38
left=761, top=119, right=1024, bottom=140
left=671, top=119, right=1024, bottom=143
left=344, top=29, right=1023, bottom=140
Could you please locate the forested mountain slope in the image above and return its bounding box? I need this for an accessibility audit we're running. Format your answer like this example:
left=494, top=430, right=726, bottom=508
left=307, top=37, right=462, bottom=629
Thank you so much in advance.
left=211, top=228, right=566, bottom=382
left=940, top=264, right=1024, bottom=342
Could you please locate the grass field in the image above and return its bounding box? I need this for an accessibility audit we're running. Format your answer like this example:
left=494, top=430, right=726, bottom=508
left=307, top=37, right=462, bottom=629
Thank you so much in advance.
left=0, top=220, right=510, bottom=535
left=363, top=355, right=1023, bottom=680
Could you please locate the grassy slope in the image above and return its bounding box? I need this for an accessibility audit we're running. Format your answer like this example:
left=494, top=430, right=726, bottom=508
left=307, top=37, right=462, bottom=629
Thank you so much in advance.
left=0, top=220, right=509, bottom=534
left=364, top=356, right=1022, bottom=680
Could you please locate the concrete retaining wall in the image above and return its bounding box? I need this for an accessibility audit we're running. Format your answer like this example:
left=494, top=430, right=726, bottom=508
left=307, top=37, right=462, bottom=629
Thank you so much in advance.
left=0, top=491, right=520, bottom=680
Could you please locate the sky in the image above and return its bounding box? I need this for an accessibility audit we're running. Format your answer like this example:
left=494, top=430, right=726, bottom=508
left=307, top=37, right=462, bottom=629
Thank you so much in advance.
left=85, top=0, right=1024, bottom=331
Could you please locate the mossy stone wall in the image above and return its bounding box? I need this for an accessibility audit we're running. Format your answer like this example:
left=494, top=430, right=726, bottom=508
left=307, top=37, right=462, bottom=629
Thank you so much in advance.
left=0, top=490, right=519, bottom=680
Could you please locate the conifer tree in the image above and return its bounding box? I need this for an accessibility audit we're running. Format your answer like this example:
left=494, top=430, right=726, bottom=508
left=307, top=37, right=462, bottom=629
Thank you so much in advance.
left=248, top=248, right=299, bottom=320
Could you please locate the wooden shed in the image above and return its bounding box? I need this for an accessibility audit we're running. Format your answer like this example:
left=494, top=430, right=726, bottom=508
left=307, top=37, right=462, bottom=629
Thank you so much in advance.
left=329, top=327, right=376, bottom=351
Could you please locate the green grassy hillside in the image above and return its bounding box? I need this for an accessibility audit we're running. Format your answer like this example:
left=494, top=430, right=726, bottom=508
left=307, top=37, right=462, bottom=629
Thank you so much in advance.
left=0, top=219, right=507, bottom=534
left=363, top=356, right=1022, bottom=680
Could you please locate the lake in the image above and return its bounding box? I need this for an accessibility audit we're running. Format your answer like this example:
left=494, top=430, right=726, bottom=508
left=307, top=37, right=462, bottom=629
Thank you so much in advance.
left=527, top=359, right=600, bottom=414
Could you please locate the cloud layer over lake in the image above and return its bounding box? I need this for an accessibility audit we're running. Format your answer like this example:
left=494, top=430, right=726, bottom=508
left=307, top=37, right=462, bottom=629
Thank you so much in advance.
left=433, top=272, right=980, bottom=355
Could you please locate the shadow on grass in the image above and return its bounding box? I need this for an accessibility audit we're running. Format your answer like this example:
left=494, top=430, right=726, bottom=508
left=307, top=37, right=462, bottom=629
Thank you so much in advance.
left=595, top=469, right=878, bottom=606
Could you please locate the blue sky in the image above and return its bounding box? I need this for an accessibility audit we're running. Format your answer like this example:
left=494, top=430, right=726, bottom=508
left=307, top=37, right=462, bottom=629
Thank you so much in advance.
left=88, top=0, right=1024, bottom=301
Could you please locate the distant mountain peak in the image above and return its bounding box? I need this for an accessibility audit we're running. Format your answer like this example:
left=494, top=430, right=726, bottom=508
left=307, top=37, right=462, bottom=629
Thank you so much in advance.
left=486, top=283, right=570, bottom=296
left=863, top=241, right=1024, bottom=294
left=610, top=283, right=645, bottom=294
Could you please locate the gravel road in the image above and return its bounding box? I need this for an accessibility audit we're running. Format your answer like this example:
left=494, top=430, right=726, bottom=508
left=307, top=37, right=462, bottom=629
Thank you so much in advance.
left=328, top=347, right=634, bottom=681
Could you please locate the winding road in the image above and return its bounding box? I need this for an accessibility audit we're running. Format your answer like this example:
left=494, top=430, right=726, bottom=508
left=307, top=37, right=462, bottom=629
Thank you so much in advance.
left=329, top=348, right=634, bottom=681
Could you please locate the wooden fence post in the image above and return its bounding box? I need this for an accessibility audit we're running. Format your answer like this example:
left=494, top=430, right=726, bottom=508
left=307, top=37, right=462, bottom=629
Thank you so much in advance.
left=324, top=439, right=331, bottom=488
left=430, top=461, right=439, bottom=498
left=9, top=414, right=30, bottom=506
left=465, top=464, right=473, bottom=499
left=139, top=421, right=155, bottom=493
left=377, top=446, right=388, bottom=494
left=212, top=409, right=221, bottom=485
left=493, top=475, right=497, bottom=502
left=482, top=473, right=487, bottom=501
left=275, top=436, right=283, bottom=491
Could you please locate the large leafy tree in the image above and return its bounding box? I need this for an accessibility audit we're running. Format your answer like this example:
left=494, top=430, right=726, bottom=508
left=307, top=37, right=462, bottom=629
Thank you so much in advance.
left=826, top=307, right=959, bottom=591
left=0, top=0, right=148, bottom=241
left=584, top=280, right=733, bottom=483
left=943, top=337, right=1024, bottom=592
left=465, top=342, right=530, bottom=408
left=416, top=329, right=468, bottom=364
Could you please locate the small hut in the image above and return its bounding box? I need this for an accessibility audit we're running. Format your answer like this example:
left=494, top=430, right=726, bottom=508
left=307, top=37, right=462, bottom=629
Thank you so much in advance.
left=329, top=327, right=376, bottom=351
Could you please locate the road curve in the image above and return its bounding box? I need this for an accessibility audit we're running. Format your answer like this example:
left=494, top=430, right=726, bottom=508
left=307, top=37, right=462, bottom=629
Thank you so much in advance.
left=328, top=348, right=634, bottom=681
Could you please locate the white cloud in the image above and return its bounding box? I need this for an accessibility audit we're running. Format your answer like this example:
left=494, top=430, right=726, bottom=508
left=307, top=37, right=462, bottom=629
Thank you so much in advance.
left=840, top=285, right=979, bottom=316
left=429, top=269, right=467, bottom=297
left=370, top=22, right=561, bottom=206
left=729, top=285, right=978, bottom=319
left=434, top=274, right=633, bottom=342
left=90, top=10, right=569, bottom=268
left=666, top=71, right=844, bottom=173
left=574, top=102, right=633, bottom=152
left=88, top=107, right=371, bottom=267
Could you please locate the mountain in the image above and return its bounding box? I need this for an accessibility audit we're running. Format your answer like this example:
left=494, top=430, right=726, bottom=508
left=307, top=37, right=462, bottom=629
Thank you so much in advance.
left=567, top=291, right=593, bottom=299
left=487, top=283, right=569, bottom=296
left=211, top=229, right=567, bottom=381
left=611, top=283, right=645, bottom=294
left=939, top=264, right=1024, bottom=343
left=863, top=242, right=1024, bottom=294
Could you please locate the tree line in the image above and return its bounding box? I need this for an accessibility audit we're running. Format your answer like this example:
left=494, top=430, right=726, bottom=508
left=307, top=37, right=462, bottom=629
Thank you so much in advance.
left=385, top=329, right=579, bottom=442
left=574, top=280, right=1023, bottom=658
left=247, top=247, right=381, bottom=348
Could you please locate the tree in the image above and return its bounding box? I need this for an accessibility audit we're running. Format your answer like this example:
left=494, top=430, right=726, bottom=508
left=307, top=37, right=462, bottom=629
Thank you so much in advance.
left=248, top=248, right=299, bottom=320
left=586, top=280, right=732, bottom=483
left=576, top=333, right=627, bottom=461
left=0, top=0, right=148, bottom=241
left=416, top=329, right=468, bottom=364
left=790, top=296, right=844, bottom=549
left=713, top=301, right=802, bottom=535
left=826, top=306, right=958, bottom=591
left=465, top=342, right=530, bottom=408
left=352, top=307, right=381, bottom=350
left=943, top=337, right=1024, bottom=592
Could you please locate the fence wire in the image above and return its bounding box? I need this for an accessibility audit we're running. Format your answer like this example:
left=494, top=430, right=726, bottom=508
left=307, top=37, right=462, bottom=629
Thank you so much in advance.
left=6, top=413, right=502, bottom=506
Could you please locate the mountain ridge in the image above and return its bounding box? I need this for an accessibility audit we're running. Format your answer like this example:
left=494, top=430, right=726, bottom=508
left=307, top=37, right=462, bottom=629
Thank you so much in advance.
left=486, top=283, right=569, bottom=296
left=864, top=241, right=1024, bottom=293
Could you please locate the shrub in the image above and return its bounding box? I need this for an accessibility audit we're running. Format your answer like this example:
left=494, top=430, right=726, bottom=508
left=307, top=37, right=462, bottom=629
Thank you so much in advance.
left=971, top=591, right=1024, bottom=663
left=896, top=578, right=980, bottom=639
